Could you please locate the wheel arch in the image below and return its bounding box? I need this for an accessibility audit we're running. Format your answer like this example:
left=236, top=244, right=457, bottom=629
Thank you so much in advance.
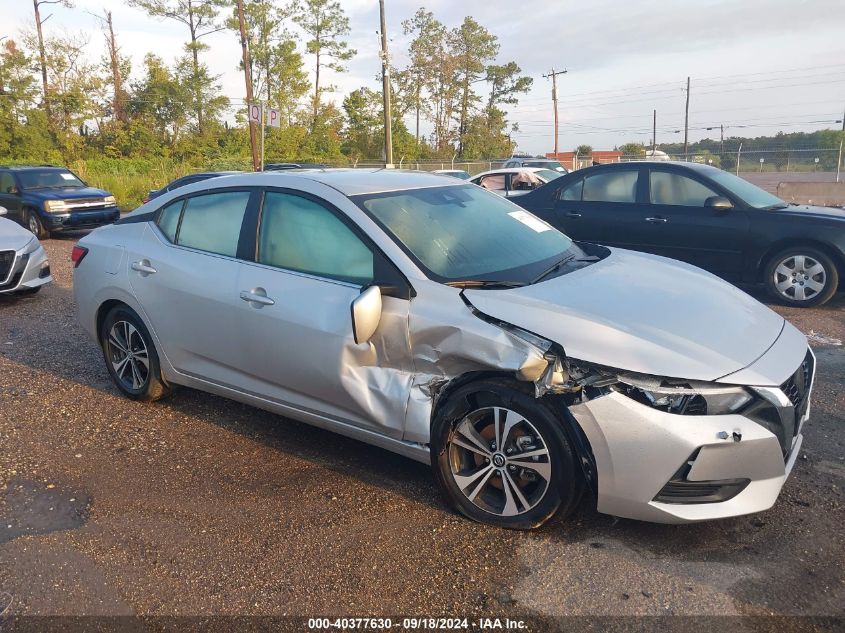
left=757, top=239, right=845, bottom=285
left=430, top=371, right=598, bottom=495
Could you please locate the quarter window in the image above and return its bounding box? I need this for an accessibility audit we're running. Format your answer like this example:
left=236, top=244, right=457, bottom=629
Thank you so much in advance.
left=258, top=192, right=374, bottom=285
left=582, top=170, right=638, bottom=203
left=156, top=200, right=183, bottom=242
left=650, top=171, right=720, bottom=207
left=176, top=191, right=250, bottom=257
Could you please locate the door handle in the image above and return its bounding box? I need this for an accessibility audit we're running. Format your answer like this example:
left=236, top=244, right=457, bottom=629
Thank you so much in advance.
left=240, top=288, right=275, bottom=307
left=645, top=216, right=668, bottom=223
left=565, top=212, right=582, bottom=218
left=131, top=260, right=157, bottom=275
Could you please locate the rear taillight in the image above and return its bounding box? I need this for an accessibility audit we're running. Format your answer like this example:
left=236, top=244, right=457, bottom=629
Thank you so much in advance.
left=71, top=245, right=88, bottom=268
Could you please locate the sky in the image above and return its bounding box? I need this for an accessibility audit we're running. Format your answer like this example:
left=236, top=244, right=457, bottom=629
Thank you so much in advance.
left=2, top=0, right=844, bottom=155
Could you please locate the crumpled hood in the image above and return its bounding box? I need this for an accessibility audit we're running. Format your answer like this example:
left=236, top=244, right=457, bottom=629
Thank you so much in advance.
left=465, top=248, right=785, bottom=382
left=0, top=217, right=36, bottom=251
left=35, top=187, right=110, bottom=201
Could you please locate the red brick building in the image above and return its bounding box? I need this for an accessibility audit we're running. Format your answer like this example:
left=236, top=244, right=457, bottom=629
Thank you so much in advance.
left=545, top=150, right=623, bottom=170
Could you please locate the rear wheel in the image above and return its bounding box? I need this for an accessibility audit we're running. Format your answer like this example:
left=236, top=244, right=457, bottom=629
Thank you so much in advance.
left=764, top=247, right=838, bottom=307
left=24, top=208, right=49, bottom=240
left=431, top=379, right=581, bottom=529
left=100, top=305, right=170, bottom=401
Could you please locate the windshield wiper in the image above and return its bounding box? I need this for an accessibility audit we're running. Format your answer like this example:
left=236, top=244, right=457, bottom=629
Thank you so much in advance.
left=446, top=279, right=526, bottom=289
left=530, top=254, right=578, bottom=284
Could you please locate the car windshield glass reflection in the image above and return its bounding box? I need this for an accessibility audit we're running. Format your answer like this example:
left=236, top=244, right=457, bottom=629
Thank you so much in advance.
left=355, top=184, right=574, bottom=284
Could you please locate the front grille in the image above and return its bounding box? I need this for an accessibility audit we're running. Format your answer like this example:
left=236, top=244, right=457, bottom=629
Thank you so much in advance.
left=65, top=198, right=109, bottom=210
left=780, top=349, right=814, bottom=435
left=0, top=250, right=15, bottom=283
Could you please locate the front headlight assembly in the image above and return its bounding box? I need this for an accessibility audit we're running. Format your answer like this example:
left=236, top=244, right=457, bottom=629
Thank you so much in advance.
left=559, top=361, right=753, bottom=416
left=43, top=200, right=69, bottom=213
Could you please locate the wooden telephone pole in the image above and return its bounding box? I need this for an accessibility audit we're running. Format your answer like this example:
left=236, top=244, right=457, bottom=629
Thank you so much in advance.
left=683, top=77, right=690, bottom=160
left=236, top=0, right=260, bottom=172
left=379, top=0, right=393, bottom=167
left=543, top=68, right=567, bottom=155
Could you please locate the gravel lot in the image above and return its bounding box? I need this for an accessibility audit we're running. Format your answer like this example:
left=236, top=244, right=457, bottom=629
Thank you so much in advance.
left=1, top=235, right=843, bottom=626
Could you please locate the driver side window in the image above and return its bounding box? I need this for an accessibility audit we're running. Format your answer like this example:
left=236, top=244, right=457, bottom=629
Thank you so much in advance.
left=650, top=171, right=719, bottom=207
left=0, top=172, right=16, bottom=194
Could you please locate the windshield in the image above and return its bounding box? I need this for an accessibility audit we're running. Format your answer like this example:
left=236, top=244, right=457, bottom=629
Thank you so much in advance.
left=17, top=169, right=86, bottom=190
left=524, top=160, right=566, bottom=172
left=354, top=184, right=574, bottom=283
left=706, top=169, right=786, bottom=209
left=535, top=169, right=564, bottom=182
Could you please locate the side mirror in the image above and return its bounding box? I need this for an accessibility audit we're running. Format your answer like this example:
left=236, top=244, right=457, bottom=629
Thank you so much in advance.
left=351, top=285, right=382, bottom=344
left=0, top=206, right=7, bottom=216
left=705, top=195, right=733, bottom=210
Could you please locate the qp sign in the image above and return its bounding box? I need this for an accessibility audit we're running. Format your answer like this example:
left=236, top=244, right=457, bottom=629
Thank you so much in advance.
left=268, top=108, right=281, bottom=128
left=248, top=103, right=262, bottom=124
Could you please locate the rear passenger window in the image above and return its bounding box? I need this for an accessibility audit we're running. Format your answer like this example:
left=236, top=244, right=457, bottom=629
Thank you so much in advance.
left=583, top=171, right=638, bottom=203
left=177, top=192, right=250, bottom=257
left=156, top=200, right=183, bottom=242
left=258, top=192, right=374, bottom=284
left=0, top=172, right=15, bottom=193
left=558, top=178, right=583, bottom=201
left=650, top=171, right=719, bottom=207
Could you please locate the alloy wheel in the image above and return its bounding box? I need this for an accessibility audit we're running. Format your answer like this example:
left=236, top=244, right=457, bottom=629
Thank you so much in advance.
left=447, top=407, right=551, bottom=517
left=107, top=320, right=150, bottom=390
left=773, top=254, right=827, bottom=302
left=28, top=214, right=39, bottom=236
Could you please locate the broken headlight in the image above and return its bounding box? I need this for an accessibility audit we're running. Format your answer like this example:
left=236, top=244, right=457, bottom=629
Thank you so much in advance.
left=613, top=374, right=753, bottom=416
left=566, top=361, right=752, bottom=416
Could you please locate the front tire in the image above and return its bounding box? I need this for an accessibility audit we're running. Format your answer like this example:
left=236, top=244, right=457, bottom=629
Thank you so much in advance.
left=764, top=247, right=838, bottom=307
left=431, top=379, right=581, bottom=529
left=100, top=305, right=170, bottom=401
left=24, top=208, right=49, bottom=240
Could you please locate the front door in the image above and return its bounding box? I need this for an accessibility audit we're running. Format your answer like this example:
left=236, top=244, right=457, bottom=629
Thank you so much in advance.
left=235, top=190, right=413, bottom=438
left=640, top=168, right=750, bottom=277
left=0, top=172, right=23, bottom=224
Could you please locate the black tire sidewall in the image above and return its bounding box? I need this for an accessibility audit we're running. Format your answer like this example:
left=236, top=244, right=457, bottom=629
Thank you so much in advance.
left=431, top=379, right=579, bottom=529
left=25, top=208, right=47, bottom=240
left=100, top=306, right=161, bottom=400
left=765, top=247, right=839, bottom=307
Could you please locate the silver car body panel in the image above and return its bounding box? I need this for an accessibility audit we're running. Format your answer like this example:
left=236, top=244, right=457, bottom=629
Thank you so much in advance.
left=75, top=170, right=812, bottom=523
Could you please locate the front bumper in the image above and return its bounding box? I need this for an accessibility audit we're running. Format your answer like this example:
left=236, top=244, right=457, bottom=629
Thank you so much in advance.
left=43, top=207, right=120, bottom=231
left=570, top=349, right=814, bottom=524
left=0, top=242, right=52, bottom=294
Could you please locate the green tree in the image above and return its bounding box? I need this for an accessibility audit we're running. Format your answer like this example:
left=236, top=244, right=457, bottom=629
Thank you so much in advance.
left=226, top=0, right=308, bottom=122
left=575, top=144, right=593, bottom=155
left=401, top=8, right=448, bottom=145
left=618, top=142, right=645, bottom=158
left=292, top=0, right=355, bottom=128
left=128, top=0, right=227, bottom=133
left=449, top=17, right=498, bottom=156
left=485, top=62, right=532, bottom=120
left=341, top=87, right=382, bottom=161
left=129, top=53, right=191, bottom=145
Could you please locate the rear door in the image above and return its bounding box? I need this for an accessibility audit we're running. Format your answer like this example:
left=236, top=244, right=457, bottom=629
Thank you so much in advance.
left=552, top=166, right=645, bottom=245
left=127, top=189, right=256, bottom=385
left=642, top=167, right=750, bottom=276
left=234, top=189, right=414, bottom=438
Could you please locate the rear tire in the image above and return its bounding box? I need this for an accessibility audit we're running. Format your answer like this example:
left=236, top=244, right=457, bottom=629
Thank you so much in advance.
left=764, top=247, right=838, bottom=307
left=24, top=208, right=49, bottom=240
left=100, top=305, right=170, bottom=401
left=431, top=378, right=582, bottom=529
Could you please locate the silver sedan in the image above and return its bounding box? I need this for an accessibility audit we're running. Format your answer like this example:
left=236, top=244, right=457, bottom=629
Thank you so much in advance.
left=0, top=206, right=52, bottom=295
left=73, top=170, right=811, bottom=529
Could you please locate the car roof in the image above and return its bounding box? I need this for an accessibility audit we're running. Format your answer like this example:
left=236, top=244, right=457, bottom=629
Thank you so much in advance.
left=472, top=167, right=548, bottom=177
left=581, top=160, right=718, bottom=172
left=159, top=169, right=465, bottom=197
left=0, top=165, right=68, bottom=171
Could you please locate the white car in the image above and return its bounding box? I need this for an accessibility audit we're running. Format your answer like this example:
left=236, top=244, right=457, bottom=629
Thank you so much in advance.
left=470, top=167, right=563, bottom=198
left=0, top=206, right=52, bottom=295
left=73, top=170, right=811, bottom=529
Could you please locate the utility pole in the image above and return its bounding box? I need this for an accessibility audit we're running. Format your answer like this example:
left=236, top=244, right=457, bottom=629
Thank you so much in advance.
left=236, top=0, right=260, bottom=172
left=543, top=68, right=567, bottom=156
left=32, top=0, right=52, bottom=123
left=683, top=77, right=690, bottom=161
left=652, top=109, right=657, bottom=156
left=379, top=0, right=393, bottom=167
left=720, top=124, right=724, bottom=157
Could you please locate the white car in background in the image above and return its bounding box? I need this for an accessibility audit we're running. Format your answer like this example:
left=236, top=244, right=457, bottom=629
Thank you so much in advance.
left=73, top=170, right=812, bottom=529
left=470, top=167, right=563, bottom=198
left=0, top=206, right=52, bottom=295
